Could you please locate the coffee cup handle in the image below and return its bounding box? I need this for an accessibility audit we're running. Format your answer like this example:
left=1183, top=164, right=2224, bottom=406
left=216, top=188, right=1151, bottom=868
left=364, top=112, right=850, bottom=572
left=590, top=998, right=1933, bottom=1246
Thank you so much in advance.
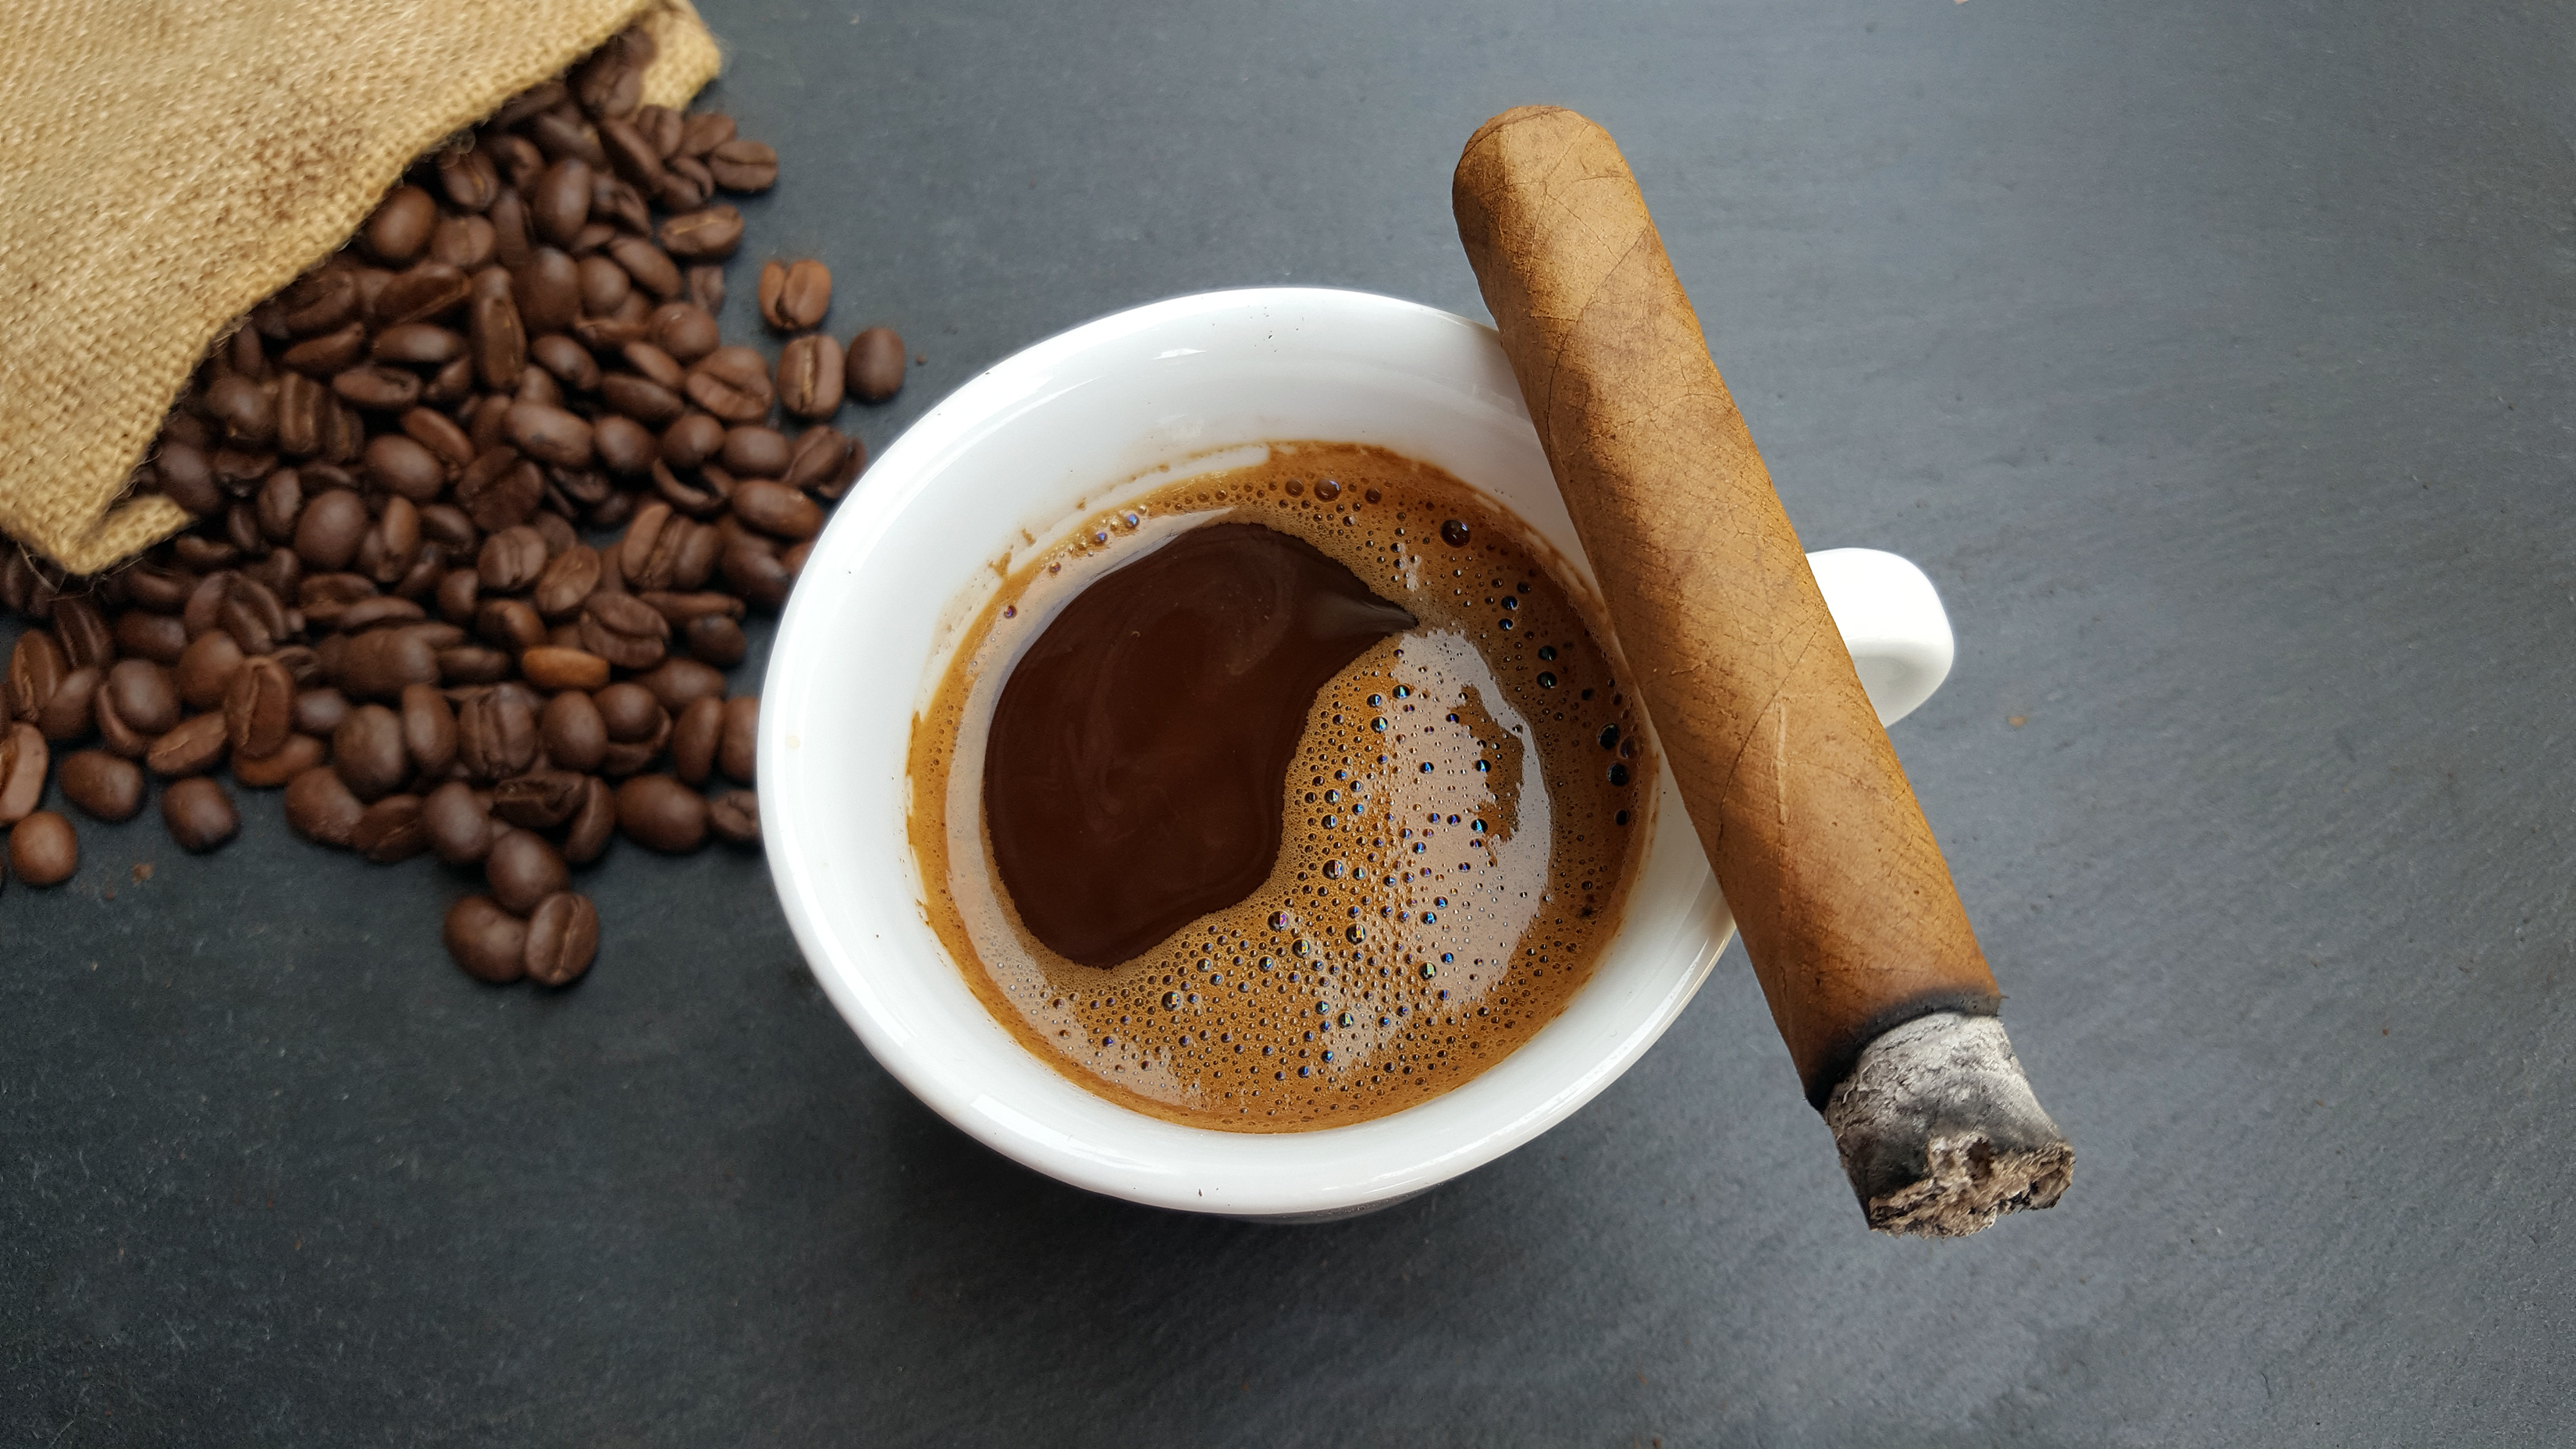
left=1804, top=548, right=1955, bottom=728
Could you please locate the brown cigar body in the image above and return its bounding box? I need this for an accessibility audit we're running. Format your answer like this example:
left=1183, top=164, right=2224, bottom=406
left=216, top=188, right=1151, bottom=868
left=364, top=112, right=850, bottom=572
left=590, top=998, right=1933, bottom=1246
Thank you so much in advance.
left=1455, top=106, right=2069, bottom=1234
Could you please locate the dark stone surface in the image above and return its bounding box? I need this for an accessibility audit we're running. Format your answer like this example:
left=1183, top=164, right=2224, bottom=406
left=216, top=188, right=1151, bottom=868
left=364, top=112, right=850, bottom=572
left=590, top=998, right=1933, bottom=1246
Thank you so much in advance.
left=6, top=0, right=2571, bottom=1441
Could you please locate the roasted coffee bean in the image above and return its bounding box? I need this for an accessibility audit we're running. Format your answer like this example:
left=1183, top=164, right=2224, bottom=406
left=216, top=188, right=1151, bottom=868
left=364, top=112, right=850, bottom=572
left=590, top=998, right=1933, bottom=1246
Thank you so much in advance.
left=438, top=145, right=501, bottom=212
left=233, top=732, right=324, bottom=788
left=759, top=259, right=831, bottom=332
left=350, top=793, right=429, bottom=863
left=1, top=724, right=48, bottom=824
left=162, top=776, right=240, bottom=853
left=532, top=158, right=593, bottom=247
left=9, top=630, right=67, bottom=722
left=455, top=448, right=544, bottom=532
left=401, top=682, right=458, bottom=775
left=146, top=712, right=229, bottom=778
left=488, top=186, right=533, bottom=267
left=36, top=667, right=98, bottom=742
left=292, top=686, right=350, bottom=736
left=586, top=682, right=658, bottom=744
left=52, top=598, right=114, bottom=670
left=374, top=497, right=425, bottom=583
left=273, top=372, right=326, bottom=456
left=504, top=401, right=593, bottom=468
left=682, top=614, right=745, bottom=668
left=338, top=596, right=425, bottom=632
left=445, top=895, right=529, bottom=983
left=457, top=687, right=539, bottom=781
left=521, top=646, right=610, bottom=692
left=575, top=45, right=642, bottom=119
left=531, top=333, right=600, bottom=392
left=657, top=415, right=724, bottom=471
left=522, top=892, right=601, bottom=985
left=492, top=771, right=589, bottom=831
left=295, top=487, right=370, bottom=571
left=559, top=775, right=614, bottom=863
left=731, top=479, right=824, bottom=540
left=653, top=168, right=706, bottom=213
left=256, top=469, right=306, bottom=543
left=721, top=536, right=792, bottom=612
left=367, top=433, right=447, bottom=502
left=486, top=828, right=569, bottom=913
left=526, top=105, right=607, bottom=167
left=439, top=645, right=513, bottom=685
left=532, top=694, right=604, bottom=777
left=329, top=363, right=419, bottom=410
left=373, top=322, right=467, bottom=367
left=105, top=659, right=183, bottom=737
left=365, top=185, right=438, bottom=264
left=600, top=376, right=688, bottom=429
left=598, top=116, right=664, bottom=191
left=578, top=251, right=632, bottom=315
left=59, top=749, right=144, bottom=822
left=508, top=249, right=578, bottom=338
left=643, top=589, right=746, bottom=629
left=671, top=695, right=722, bottom=784
left=477, top=528, right=550, bottom=593
left=375, top=261, right=473, bottom=326
left=281, top=269, right=360, bottom=336
left=684, top=347, right=771, bottom=422
left=222, top=657, right=295, bottom=757
left=579, top=591, right=670, bottom=670
left=607, top=236, right=681, bottom=301
left=219, top=575, right=290, bottom=655
left=707, top=140, right=778, bottom=193
left=719, top=695, right=758, bottom=783
left=571, top=315, right=649, bottom=351
left=668, top=517, right=723, bottom=590
left=713, top=427, right=785, bottom=479
left=679, top=111, right=735, bottom=157
left=660, top=205, right=743, bottom=262
left=475, top=597, right=546, bottom=654
left=336, top=625, right=442, bottom=699
left=333, top=704, right=408, bottom=800
left=9, top=810, right=78, bottom=885
left=619, top=343, right=685, bottom=392
left=652, top=301, right=719, bottom=361
left=776, top=333, right=845, bottom=420
left=634, top=104, right=683, bottom=158
left=279, top=765, right=361, bottom=847
left=578, top=419, right=649, bottom=481
left=283, top=320, right=367, bottom=376
left=122, top=561, right=197, bottom=614
left=155, top=442, right=224, bottom=514
left=174, top=631, right=246, bottom=710
left=643, top=657, right=728, bottom=713
left=208, top=376, right=275, bottom=445
left=423, top=781, right=494, bottom=864
left=469, top=266, right=528, bottom=391
left=847, top=326, right=907, bottom=401
left=707, top=789, right=760, bottom=845
left=516, top=360, right=566, bottom=409
left=615, top=774, right=706, bottom=853
left=525, top=546, right=599, bottom=621
left=431, top=212, right=499, bottom=271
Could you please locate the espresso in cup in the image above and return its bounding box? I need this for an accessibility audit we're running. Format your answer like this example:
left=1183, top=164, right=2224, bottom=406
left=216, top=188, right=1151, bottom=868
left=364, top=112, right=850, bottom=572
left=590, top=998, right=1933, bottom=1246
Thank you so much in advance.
left=908, top=442, right=1654, bottom=1130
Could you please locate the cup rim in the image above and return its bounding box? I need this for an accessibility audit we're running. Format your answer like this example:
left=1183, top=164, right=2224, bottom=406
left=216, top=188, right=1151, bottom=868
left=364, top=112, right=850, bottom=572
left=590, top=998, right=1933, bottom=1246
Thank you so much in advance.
left=758, top=287, right=1735, bottom=1218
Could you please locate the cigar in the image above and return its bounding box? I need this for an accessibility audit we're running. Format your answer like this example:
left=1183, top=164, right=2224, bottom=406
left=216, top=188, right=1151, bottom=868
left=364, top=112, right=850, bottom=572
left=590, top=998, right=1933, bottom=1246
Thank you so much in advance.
left=1453, top=106, right=2072, bottom=1237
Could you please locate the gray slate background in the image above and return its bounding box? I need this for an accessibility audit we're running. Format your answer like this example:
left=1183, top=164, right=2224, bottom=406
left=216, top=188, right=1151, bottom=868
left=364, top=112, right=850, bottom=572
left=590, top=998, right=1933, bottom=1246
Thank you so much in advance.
left=6, top=0, right=2572, bottom=1442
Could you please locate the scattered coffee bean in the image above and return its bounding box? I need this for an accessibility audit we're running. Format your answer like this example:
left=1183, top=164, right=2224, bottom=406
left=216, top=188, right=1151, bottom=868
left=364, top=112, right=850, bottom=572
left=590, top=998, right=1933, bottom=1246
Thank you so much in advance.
left=351, top=793, right=429, bottom=863
left=758, top=258, right=831, bottom=331
left=614, top=773, right=706, bottom=853
left=2, top=723, right=52, bottom=824
left=59, top=749, right=145, bottom=821
left=444, top=895, right=528, bottom=983
left=486, top=828, right=571, bottom=913
left=847, top=326, right=906, bottom=401
left=160, top=776, right=240, bottom=852
left=3, top=35, right=883, bottom=993
left=9, top=809, right=79, bottom=885
left=719, top=695, right=758, bottom=784
left=707, top=789, right=760, bottom=845
left=284, top=765, right=365, bottom=846
left=522, top=891, right=602, bottom=986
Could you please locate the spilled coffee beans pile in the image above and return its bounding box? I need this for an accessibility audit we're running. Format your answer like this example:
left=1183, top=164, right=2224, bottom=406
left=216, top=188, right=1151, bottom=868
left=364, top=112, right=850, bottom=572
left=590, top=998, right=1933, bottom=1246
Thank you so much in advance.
left=0, top=23, right=904, bottom=988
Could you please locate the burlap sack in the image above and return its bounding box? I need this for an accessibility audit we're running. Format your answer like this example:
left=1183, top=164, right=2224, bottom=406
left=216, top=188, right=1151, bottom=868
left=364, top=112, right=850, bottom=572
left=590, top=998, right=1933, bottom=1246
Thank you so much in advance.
left=0, top=0, right=723, bottom=576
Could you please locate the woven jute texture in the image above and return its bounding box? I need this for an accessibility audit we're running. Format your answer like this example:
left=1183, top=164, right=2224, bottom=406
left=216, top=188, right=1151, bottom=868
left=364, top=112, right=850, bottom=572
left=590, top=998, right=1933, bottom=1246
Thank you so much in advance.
left=0, top=0, right=721, bottom=576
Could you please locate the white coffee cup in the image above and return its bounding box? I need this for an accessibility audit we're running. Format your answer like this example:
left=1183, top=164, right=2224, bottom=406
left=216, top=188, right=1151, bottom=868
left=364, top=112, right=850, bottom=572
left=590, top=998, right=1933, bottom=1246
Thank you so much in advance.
left=760, top=288, right=1954, bottom=1221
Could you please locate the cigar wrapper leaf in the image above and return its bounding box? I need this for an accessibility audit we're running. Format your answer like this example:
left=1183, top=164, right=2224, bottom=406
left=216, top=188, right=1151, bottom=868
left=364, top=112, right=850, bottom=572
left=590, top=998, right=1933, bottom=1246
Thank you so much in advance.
left=1452, top=105, right=2071, bottom=1237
